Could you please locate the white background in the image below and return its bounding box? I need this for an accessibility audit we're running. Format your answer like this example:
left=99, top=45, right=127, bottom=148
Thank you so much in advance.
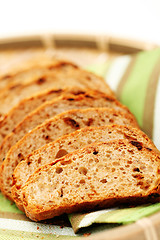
left=0, top=0, right=160, bottom=44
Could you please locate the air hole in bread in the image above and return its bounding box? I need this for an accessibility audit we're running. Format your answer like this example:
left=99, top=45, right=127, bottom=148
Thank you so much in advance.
left=130, top=141, right=143, bottom=150
left=16, top=185, right=21, bottom=190
left=78, top=167, right=88, bottom=175
left=73, top=90, right=85, bottom=95
left=45, top=135, right=49, bottom=140
left=55, top=149, right=68, bottom=159
left=133, top=168, right=140, bottom=172
left=101, top=119, right=105, bottom=122
left=127, top=160, right=132, bottom=164
left=36, top=77, right=46, bottom=85
left=38, top=157, right=42, bottom=164
left=60, top=160, right=72, bottom=165
left=86, top=118, right=94, bottom=126
left=146, top=147, right=152, bottom=151
left=137, top=181, right=149, bottom=189
left=63, top=117, right=80, bottom=128
left=79, top=179, right=85, bottom=184
left=125, top=165, right=130, bottom=168
left=60, top=188, right=63, bottom=197
left=100, top=179, right=107, bottom=183
left=17, top=153, right=24, bottom=159
left=93, top=151, right=98, bottom=155
left=67, top=98, right=75, bottom=101
left=132, top=174, right=144, bottom=179
left=109, top=119, right=114, bottom=123
left=56, top=167, right=63, bottom=174
left=89, top=159, right=93, bottom=163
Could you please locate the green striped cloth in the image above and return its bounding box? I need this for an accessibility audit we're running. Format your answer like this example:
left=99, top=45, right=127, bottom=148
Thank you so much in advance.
left=88, top=48, right=160, bottom=148
left=1, top=47, right=160, bottom=239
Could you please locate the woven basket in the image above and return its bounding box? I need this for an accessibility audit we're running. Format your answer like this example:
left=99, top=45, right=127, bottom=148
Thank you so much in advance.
left=0, top=33, right=159, bottom=240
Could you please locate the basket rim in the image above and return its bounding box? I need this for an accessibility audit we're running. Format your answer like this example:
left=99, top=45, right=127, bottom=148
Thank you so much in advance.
left=0, top=33, right=157, bottom=53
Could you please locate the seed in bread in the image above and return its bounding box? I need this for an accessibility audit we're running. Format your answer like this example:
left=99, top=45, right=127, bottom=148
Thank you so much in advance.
left=12, top=124, right=157, bottom=211
left=0, top=107, right=138, bottom=200
left=21, top=139, right=160, bottom=221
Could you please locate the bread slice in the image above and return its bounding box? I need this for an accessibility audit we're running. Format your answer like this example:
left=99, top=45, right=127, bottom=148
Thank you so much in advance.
left=0, top=108, right=138, bottom=200
left=0, top=91, right=135, bottom=163
left=0, top=58, right=106, bottom=89
left=0, top=59, right=62, bottom=90
left=12, top=124, right=157, bottom=211
left=0, top=87, right=106, bottom=143
left=0, top=61, right=114, bottom=118
left=21, top=139, right=160, bottom=221
left=0, top=50, right=62, bottom=81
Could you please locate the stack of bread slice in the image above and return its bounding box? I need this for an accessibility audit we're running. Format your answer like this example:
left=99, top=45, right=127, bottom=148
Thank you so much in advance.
left=0, top=59, right=160, bottom=222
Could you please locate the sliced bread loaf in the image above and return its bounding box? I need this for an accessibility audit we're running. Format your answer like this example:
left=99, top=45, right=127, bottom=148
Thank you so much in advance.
left=0, top=91, right=135, bottom=163
left=0, top=87, right=104, bottom=143
left=0, top=61, right=114, bottom=118
left=12, top=124, right=157, bottom=211
left=21, top=139, right=160, bottom=221
left=0, top=108, right=139, bottom=200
